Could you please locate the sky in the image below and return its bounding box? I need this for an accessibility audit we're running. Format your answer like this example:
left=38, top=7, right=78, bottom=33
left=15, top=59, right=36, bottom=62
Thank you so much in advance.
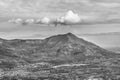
left=0, top=0, right=120, bottom=41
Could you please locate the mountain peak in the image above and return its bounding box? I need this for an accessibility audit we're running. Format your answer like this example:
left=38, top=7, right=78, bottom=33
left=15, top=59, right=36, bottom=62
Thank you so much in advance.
left=64, top=32, right=80, bottom=41
left=58, top=32, right=78, bottom=39
left=64, top=32, right=75, bottom=36
left=47, top=33, right=78, bottom=41
left=44, top=33, right=82, bottom=46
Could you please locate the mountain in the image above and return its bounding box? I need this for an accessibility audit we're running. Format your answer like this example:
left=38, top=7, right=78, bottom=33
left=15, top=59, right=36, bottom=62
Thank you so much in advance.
left=38, top=33, right=118, bottom=61
left=0, top=33, right=119, bottom=68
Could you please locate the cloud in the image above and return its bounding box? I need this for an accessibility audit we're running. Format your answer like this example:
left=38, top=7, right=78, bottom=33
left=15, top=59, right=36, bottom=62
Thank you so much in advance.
left=55, top=10, right=101, bottom=25
left=15, top=18, right=23, bottom=24
left=6, top=10, right=103, bottom=26
left=8, top=18, right=36, bottom=25
left=24, top=19, right=35, bottom=24
left=40, top=17, right=51, bottom=24
left=64, top=10, right=81, bottom=23
left=8, top=18, right=23, bottom=24
left=57, top=10, right=81, bottom=24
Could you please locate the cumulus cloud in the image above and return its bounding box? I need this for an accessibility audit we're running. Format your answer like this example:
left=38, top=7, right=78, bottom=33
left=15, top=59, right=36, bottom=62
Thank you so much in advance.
left=24, top=19, right=35, bottom=24
left=8, top=18, right=36, bottom=25
left=64, top=10, right=81, bottom=23
left=8, top=18, right=23, bottom=24
left=8, top=19, right=15, bottom=23
left=56, top=10, right=82, bottom=25
left=8, top=10, right=97, bottom=26
left=40, top=17, right=51, bottom=25
left=15, top=18, right=23, bottom=24
left=7, top=10, right=118, bottom=26
left=57, top=17, right=65, bottom=23
left=8, top=17, right=52, bottom=25
left=19, top=19, right=35, bottom=25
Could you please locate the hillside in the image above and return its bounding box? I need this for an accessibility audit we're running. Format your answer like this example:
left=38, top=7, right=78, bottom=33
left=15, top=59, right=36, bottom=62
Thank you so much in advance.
left=0, top=33, right=118, bottom=67
left=0, top=33, right=120, bottom=80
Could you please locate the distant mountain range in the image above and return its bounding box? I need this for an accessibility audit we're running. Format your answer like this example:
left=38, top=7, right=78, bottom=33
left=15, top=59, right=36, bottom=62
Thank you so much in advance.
left=0, top=33, right=119, bottom=69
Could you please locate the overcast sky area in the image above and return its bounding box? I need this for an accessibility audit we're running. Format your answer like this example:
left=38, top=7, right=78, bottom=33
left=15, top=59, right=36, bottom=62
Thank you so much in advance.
left=0, top=0, right=120, bottom=41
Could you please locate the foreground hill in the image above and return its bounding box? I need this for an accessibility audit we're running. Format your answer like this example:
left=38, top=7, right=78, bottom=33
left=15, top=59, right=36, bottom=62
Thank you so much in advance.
left=0, top=33, right=120, bottom=80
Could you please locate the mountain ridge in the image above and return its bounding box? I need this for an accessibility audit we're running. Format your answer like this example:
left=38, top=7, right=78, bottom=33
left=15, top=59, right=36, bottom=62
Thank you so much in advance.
left=0, top=33, right=119, bottom=69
